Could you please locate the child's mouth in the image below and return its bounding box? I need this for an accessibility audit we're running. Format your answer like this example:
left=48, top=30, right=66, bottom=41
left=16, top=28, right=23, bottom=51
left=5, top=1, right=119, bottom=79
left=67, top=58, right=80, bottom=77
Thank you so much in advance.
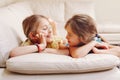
left=68, top=41, right=70, bottom=43
left=46, top=35, right=51, bottom=38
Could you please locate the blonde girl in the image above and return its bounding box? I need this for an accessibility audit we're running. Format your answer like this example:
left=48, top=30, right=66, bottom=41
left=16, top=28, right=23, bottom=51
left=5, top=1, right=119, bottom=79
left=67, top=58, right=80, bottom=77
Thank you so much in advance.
left=10, top=14, right=69, bottom=57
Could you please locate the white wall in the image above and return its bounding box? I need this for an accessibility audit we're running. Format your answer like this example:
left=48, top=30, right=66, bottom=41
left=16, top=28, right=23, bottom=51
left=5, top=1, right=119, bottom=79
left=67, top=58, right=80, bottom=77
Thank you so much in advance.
left=0, top=0, right=120, bottom=24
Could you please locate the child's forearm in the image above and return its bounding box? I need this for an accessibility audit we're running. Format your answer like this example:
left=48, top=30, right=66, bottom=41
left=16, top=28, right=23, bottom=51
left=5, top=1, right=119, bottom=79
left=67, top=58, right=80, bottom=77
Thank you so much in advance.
left=10, top=45, right=38, bottom=57
left=70, top=41, right=96, bottom=58
left=10, top=43, right=46, bottom=57
left=43, top=48, right=69, bottom=55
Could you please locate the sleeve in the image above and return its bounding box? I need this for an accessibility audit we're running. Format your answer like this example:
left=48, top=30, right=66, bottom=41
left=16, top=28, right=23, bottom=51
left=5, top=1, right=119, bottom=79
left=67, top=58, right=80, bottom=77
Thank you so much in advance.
left=21, top=39, right=32, bottom=46
left=50, top=36, right=68, bottom=49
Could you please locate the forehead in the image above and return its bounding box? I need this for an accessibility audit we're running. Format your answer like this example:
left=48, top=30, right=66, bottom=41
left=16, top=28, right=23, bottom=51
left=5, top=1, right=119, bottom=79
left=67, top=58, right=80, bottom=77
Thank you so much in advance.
left=36, top=18, right=50, bottom=28
left=38, top=18, right=49, bottom=25
left=66, top=25, right=73, bottom=33
left=36, top=18, right=51, bottom=30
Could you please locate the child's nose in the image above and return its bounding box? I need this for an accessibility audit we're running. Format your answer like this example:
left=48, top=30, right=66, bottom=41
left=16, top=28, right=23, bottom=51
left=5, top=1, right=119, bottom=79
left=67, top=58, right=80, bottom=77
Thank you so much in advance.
left=66, top=35, right=68, bottom=39
left=48, top=29, right=52, bottom=33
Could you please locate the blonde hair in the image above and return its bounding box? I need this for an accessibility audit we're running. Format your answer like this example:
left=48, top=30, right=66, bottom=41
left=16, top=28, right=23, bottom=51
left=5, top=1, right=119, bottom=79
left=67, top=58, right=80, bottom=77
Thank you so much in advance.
left=22, top=14, right=56, bottom=38
left=65, top=14, right=97, bottom=43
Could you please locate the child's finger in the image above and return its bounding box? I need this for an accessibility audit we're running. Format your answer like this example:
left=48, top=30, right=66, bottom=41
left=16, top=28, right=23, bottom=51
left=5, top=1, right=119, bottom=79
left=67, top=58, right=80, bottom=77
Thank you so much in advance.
left=95, top=42, right=109, bottom=49
left=37, top=32, right=44, bottom=38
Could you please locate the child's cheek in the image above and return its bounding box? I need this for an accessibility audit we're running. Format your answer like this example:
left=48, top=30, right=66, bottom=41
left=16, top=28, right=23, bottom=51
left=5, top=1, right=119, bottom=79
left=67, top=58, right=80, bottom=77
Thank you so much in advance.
left=40, top=30, right=47, bottom=35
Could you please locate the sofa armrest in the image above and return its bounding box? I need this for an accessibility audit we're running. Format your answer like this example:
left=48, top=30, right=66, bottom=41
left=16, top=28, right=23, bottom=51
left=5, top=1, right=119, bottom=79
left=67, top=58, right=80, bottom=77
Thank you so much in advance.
left=97, top=24, right=120, bottom=44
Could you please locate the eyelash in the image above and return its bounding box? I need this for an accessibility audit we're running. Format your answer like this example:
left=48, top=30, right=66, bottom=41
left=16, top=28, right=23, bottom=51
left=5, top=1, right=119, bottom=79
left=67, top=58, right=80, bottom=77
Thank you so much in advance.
left=42, top=26, right=48, bottom=30
left=42, top=25, right=52, bottom=31
left=43, top=28, right=47, bottom=30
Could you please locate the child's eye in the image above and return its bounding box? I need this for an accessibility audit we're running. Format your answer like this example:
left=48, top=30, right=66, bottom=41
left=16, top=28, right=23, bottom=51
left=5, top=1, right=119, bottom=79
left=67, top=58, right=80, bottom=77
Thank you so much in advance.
left=42, top=26, right=48, bottom=30
left=42, top=24, right=52, bottom=31
left=42, top=28, right=47, bottom=30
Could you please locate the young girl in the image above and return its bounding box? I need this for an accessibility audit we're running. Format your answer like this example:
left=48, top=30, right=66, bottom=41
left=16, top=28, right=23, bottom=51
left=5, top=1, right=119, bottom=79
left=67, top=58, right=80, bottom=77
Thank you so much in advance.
left=65, top=14, right=120, bottom=58
left=10, top=14, right=69, bottom=57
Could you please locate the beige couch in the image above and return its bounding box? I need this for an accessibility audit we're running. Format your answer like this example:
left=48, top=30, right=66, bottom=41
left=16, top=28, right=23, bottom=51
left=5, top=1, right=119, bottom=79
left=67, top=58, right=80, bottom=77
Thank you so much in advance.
left=0, top=0, right=120, bottom=80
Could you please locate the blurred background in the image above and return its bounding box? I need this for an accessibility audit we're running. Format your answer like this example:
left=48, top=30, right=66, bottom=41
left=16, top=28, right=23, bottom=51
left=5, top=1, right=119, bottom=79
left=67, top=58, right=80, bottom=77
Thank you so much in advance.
left=0, top=0, right=120, bottom=24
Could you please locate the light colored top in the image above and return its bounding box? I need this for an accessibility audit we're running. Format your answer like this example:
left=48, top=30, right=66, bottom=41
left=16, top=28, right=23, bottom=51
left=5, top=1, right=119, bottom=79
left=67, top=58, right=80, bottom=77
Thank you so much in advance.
left=21, top=36, right=66, bottom=49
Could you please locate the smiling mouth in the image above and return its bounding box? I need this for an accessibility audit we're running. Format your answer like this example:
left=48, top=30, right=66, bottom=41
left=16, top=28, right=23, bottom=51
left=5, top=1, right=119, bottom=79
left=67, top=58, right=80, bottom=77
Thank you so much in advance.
left=68, top=41, right=70, bottom=43
left=46, top=35, right=52, bottom=38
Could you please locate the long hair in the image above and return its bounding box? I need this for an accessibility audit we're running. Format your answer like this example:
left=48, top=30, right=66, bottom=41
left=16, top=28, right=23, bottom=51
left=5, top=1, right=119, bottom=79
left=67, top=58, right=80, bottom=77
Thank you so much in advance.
left=22, top=14, right=48, bottom=38
left=65, top=14, right=97, bottom=43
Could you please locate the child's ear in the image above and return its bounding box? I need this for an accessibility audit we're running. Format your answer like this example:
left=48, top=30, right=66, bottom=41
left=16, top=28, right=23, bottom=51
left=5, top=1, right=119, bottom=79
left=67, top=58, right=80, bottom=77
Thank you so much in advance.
left=79, top=37, right=86, bottom=44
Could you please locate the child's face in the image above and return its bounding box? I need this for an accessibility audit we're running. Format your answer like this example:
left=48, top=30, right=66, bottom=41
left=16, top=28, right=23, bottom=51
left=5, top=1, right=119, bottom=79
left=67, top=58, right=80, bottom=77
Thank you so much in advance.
left=36, top=18, right=53, bottom=43
left=65, top=25, right=81, bottom=47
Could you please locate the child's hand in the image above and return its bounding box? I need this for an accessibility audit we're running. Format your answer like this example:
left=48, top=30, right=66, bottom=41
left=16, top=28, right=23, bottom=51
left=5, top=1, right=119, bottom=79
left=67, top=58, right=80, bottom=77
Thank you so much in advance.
left=35, top=31, right=47, bottom=50
left=29, top=32, right=40, bottom=44
left=92, top=47, right=109, bottom=54
left=59, top=39, right=69, bottom=49
left=95, top=42, right=109, bottom=49
left=37, top=32, right=47, bottom=47
left=92, top=47, right=101, bottom=54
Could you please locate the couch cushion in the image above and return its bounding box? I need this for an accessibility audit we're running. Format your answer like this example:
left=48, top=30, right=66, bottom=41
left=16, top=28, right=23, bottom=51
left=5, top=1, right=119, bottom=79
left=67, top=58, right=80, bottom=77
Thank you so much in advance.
left=29, top=0, right=64, bottom=22
left=0, top=23, right=21, bottom=67
left=1, top=68, right=120, bottom=80
left=65, top=0, right=95, bottom=21
left=6, top=53, right=120, bottom=74
left=0, top=1, right=33, bottom=41
left=97, top=24, right=120, bottom=44
left=0, top=1, right=33, bottom=67
left=97, top=24, right=120, bottom=33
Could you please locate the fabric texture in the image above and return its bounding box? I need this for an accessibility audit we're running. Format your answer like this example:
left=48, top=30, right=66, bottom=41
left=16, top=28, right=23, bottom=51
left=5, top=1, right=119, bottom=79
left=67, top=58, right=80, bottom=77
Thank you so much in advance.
left=29, top=0, right=64, bottom=22
left=0, top=67, right=120, bottom=80
left=0, top=1, right=33, bottom=67
left=6, top=53, right=120, bottom=74
left=0, top=1, right=33, bottom=41
left=0, top=23, right=20, bottom=67
left=65, top=0, right=96, bottom=21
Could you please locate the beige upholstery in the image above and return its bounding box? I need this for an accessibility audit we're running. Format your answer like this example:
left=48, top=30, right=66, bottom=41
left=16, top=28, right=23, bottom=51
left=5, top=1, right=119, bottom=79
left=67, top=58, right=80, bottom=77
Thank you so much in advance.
left=0, top=67, right=120, bottom=80
left=0, top=0, right=120, bottom=80
left=6, top=53, right=120, bottom=74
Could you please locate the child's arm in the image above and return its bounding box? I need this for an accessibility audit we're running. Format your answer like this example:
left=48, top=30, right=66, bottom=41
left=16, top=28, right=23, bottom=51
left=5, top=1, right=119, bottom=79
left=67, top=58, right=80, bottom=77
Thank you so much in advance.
left=10, top=43, right=46, bottom=57
left=10, top=33, right=47, bottom=57
left=42, top=48, right=69, bottom=56
left=69, top=41, right=97, bottom=58
left=69, top=40, right=109, bottom=58
left=59, top=39, right=69, bottom=49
